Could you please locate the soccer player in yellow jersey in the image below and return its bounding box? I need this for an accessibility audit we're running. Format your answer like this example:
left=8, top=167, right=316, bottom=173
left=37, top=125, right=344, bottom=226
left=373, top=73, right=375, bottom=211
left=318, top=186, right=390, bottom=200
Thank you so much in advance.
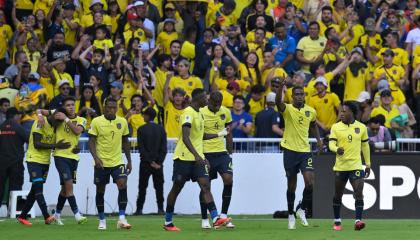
left=200, top=92, right=234, bottom=229
left=275, top=79, right=323, bottom=230
left=52, top=97, right=88, bottom=225
left=164, top=89, right=230, bottom=232
left=17, top=112, right=70, bottom=226
left=88, top=98, right=132, bottom=230
left=329, top=102, right=371, bottom=231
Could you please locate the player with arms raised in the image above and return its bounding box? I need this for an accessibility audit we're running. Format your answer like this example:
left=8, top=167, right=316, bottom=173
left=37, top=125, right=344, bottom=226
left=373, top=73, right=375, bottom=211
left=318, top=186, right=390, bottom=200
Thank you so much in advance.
left=88, top=98, right=132, bottom=230
left=275, top=78, right=323, bottom=229
left=328, top=102, right=371, bottom=231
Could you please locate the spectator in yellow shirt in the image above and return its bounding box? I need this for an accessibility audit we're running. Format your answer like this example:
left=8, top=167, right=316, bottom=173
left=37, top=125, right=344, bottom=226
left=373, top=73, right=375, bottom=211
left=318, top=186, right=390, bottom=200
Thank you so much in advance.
left=370, top=90, right=401, bottom=130
left=318, top=6, right=340, bottom=38
left=372, top=49, right=406, bottom=91
left=211, top=62, right=250, bottom=95
left=62, top=3, right=80, bottom=46
left=80, top=0, right=111, bottom=31
left=125, top=94, right=146, bottom=138
left=156, top=19, right=179, bottom=55
left=49, top=59, right=74, bottom=96
left=343, top=47, right=371, bottom=101
left=247, top=84, right=266, bottom=120
left=93, top=25, right=114, bottom=50
left=162, top=87, right=187, bottom=139
left=308, top=77, right=341, bottom=136
left=168, top=59, right=203, bottom=98
left=123, top=12, right=147, bottom=48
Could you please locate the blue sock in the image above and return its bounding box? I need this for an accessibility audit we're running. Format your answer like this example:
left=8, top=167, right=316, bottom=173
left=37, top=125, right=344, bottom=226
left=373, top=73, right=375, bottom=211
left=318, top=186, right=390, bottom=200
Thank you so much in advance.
left=210, top=209, right=218, bottom=220
left=207, top=201, right=218, bottom=220
left=165, top=212, right=173, bottom=223
left=119, top=209, right=125, bottom=217
left=98, top=212, right=105, bottom=220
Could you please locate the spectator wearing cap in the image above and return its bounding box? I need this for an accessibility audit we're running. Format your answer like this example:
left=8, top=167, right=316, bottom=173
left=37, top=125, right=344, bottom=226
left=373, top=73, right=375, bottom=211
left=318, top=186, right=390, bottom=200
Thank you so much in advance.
left=14, top=72, right=48, bottom=133
left=343, top=47, right=370, bottom=101
left=356, top=91, right=373, bottom=123
left=62, top=2, right=80, bottom=46
left=373, top=79, right=406, bottom=107
left=231, top=95, right=253, bottom=139
left=268, top=22, right=297, bottom=74
left=211, top=62, right=250, bottom=95
left=49, top=79, right=71, bottom=110
left=157, top=3, right=184, bottom=37
left=0, top=98, right=10, bottom=124
left=296, top=21, right=327, bottom=80
left=221, top=81, right=241, bottom=108
left=370, top=90, right=401, bottom=130
left=318, top=6, right=340, bottom=38
left=80, top=0, right=112, bottom=31
left=135, top=107, right=166, bottom=215
left=308, top=76, right=341, bottom=136
left=156, top=18, right=179, bottom=55
left=0, top=77, right=18, bottom=107
left=123, top=12, right=148, bottom=47
left=0, top=107, right=29, bottom=211
left=359, top=18, right=383, bottom=60
left=368, top=31, right=409, bottom=79
left=255, top=92, right=284, bottom=138
left=372, top=48, right=406, bottom=92
left=284, top=71, right=310, bottom=104
left=133, top=0, right=156, bottom=46
left=108, top=81, right=130, bottom=117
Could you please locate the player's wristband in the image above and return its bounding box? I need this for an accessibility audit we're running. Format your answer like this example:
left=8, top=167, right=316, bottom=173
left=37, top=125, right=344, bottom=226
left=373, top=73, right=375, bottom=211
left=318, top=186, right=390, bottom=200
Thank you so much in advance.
left=65, top=118, right=70, bottom=123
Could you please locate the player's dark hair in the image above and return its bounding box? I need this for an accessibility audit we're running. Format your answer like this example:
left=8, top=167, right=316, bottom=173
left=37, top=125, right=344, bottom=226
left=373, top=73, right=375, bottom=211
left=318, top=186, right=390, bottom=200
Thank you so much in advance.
left=310, top=61, right=324, bottom=75
left=62, top=96, right=76, bottom=105
left=104, top=97, right=117, bottom=106
left=255, top=27, right=266, bottom=35
left=308, top=21, right=320, bottom=29
left=322, top=6, right=333, bottom=12
left=209, top=91, right=223, bottom=104
left=170, top=39, right=182, bottom=47
left=292, top=86, right=304, bottom=94
left=252, top=0, right=268, bottom=8
left=131, top=93, right=145, bottom=103
left=143, top=107, right=156, bottom=120
left=343, top=101, right=358, bottom=117
left=93, top=48, right=105, bottom=57
left=191, top=88, right=205, bottom=100
left=0, top=98, right=10, bottom=105
left=369, top=114, right=386, bottom=126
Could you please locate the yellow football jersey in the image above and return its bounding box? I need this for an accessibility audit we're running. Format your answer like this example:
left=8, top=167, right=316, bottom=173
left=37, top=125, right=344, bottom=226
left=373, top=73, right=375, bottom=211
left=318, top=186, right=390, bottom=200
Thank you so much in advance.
left=156, top=31, right=179, bottom=55
left=168, top=76, right=203, bottom=97
left=280, top=104, right=317, bottom=152
left=173, top=106, right=204, bottom=161
left=308, top=92, right=340, bottom=129
left=54, top=116, right=87, bottom=160
left=373, top=64, right=405, bottom=90
left=164, top=102, right=185, bottom=138
left=329, top=121, right=370, bottom=171
left=202, top=106, right=232, bottom=153
left=63, top=18, right=80, bottom=46
left=370, top=105, right=400, bottom=129
left=26, top=117, right=56, bottom=164
left=88, top=115, right=129, bottom=167
left=344, top=67, right=370, bottom=101
left=128, top=113, right=146, bottom=138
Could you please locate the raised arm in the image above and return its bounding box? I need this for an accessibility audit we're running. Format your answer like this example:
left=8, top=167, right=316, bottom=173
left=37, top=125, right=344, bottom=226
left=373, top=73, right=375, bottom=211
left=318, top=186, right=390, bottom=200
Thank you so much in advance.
left=275, top=78, right=286, bottom=112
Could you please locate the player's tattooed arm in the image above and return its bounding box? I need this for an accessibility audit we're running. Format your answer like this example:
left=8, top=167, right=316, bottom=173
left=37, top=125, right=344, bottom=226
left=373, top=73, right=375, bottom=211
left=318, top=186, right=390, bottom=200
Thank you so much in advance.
left=122, top=135, right=132, bottom=174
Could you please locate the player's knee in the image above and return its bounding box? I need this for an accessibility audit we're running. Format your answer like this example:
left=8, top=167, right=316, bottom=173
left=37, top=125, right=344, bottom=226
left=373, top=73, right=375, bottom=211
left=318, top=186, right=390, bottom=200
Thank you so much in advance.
left=172, top=180, right=186, bottom=192
left=222, top=175, right=233, bottom=186
left=117, top=182, right=127, bottom=190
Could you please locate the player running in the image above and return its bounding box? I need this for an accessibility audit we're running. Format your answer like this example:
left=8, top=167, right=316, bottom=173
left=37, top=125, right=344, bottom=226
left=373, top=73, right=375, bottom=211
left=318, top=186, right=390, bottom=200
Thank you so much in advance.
left=88, top=98, right=132, bottom=230
left=163, top=89, right=229, bottom=232
left=275, top=79, right=323, bottom=229
left=53, top=97, right=88, bottom=225
left=17, top=112, right=70, bottom=225
left=200, top=92, right=234, bottom=229
left=328, top=102, right=371, bottom=231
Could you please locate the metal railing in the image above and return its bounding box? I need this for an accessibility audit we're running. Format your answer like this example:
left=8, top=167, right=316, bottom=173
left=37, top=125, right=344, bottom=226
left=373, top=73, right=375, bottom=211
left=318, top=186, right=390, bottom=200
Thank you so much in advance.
left=77, top=138, right=420, bottom=153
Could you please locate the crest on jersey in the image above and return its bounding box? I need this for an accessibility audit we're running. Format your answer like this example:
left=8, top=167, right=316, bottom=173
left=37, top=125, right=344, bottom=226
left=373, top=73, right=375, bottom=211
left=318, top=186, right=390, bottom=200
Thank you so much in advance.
left=320, top=42, right=324, bottom=46
left=393, top=70, right=397, bottom=74
left=305, top=111, right=310, bottom=117
left=376, top=39, right=380, bottom=44
left=355, top=128, right=360, bottom=134
left=324, top=99, right=328, bottom=104
left=220, top=114, right=225, bottom=120
left=361, top=69, right=365, bottom=74
left=116, top=123, right=122, bottom=129
left=188, top=81, right=193, bottom=86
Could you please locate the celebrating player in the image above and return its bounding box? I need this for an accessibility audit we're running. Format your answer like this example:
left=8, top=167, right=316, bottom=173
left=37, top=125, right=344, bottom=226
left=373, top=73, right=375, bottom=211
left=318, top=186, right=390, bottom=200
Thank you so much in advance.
left=53, top=97, right=88, bottom=225
left=163, top=89, right=229, bottom=232
left=275, top=79, right=323, bottom=229
left=88, top=98, right=132, bottom=230
left=17, top=112, right=70, bottom=225
left=200, top=92, right=234, bottom=229
left=328, top=102, right=371, bottom=231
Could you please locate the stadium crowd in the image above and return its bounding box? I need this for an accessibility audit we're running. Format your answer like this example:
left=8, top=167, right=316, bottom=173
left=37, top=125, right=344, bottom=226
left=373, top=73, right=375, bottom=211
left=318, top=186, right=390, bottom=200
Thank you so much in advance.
left=0, top=0, right=419, bottom=140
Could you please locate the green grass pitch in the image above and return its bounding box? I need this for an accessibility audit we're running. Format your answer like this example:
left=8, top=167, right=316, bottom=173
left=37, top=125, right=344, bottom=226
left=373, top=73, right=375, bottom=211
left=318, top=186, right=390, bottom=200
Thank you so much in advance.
left=1, top=215, right=420, bottom=240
